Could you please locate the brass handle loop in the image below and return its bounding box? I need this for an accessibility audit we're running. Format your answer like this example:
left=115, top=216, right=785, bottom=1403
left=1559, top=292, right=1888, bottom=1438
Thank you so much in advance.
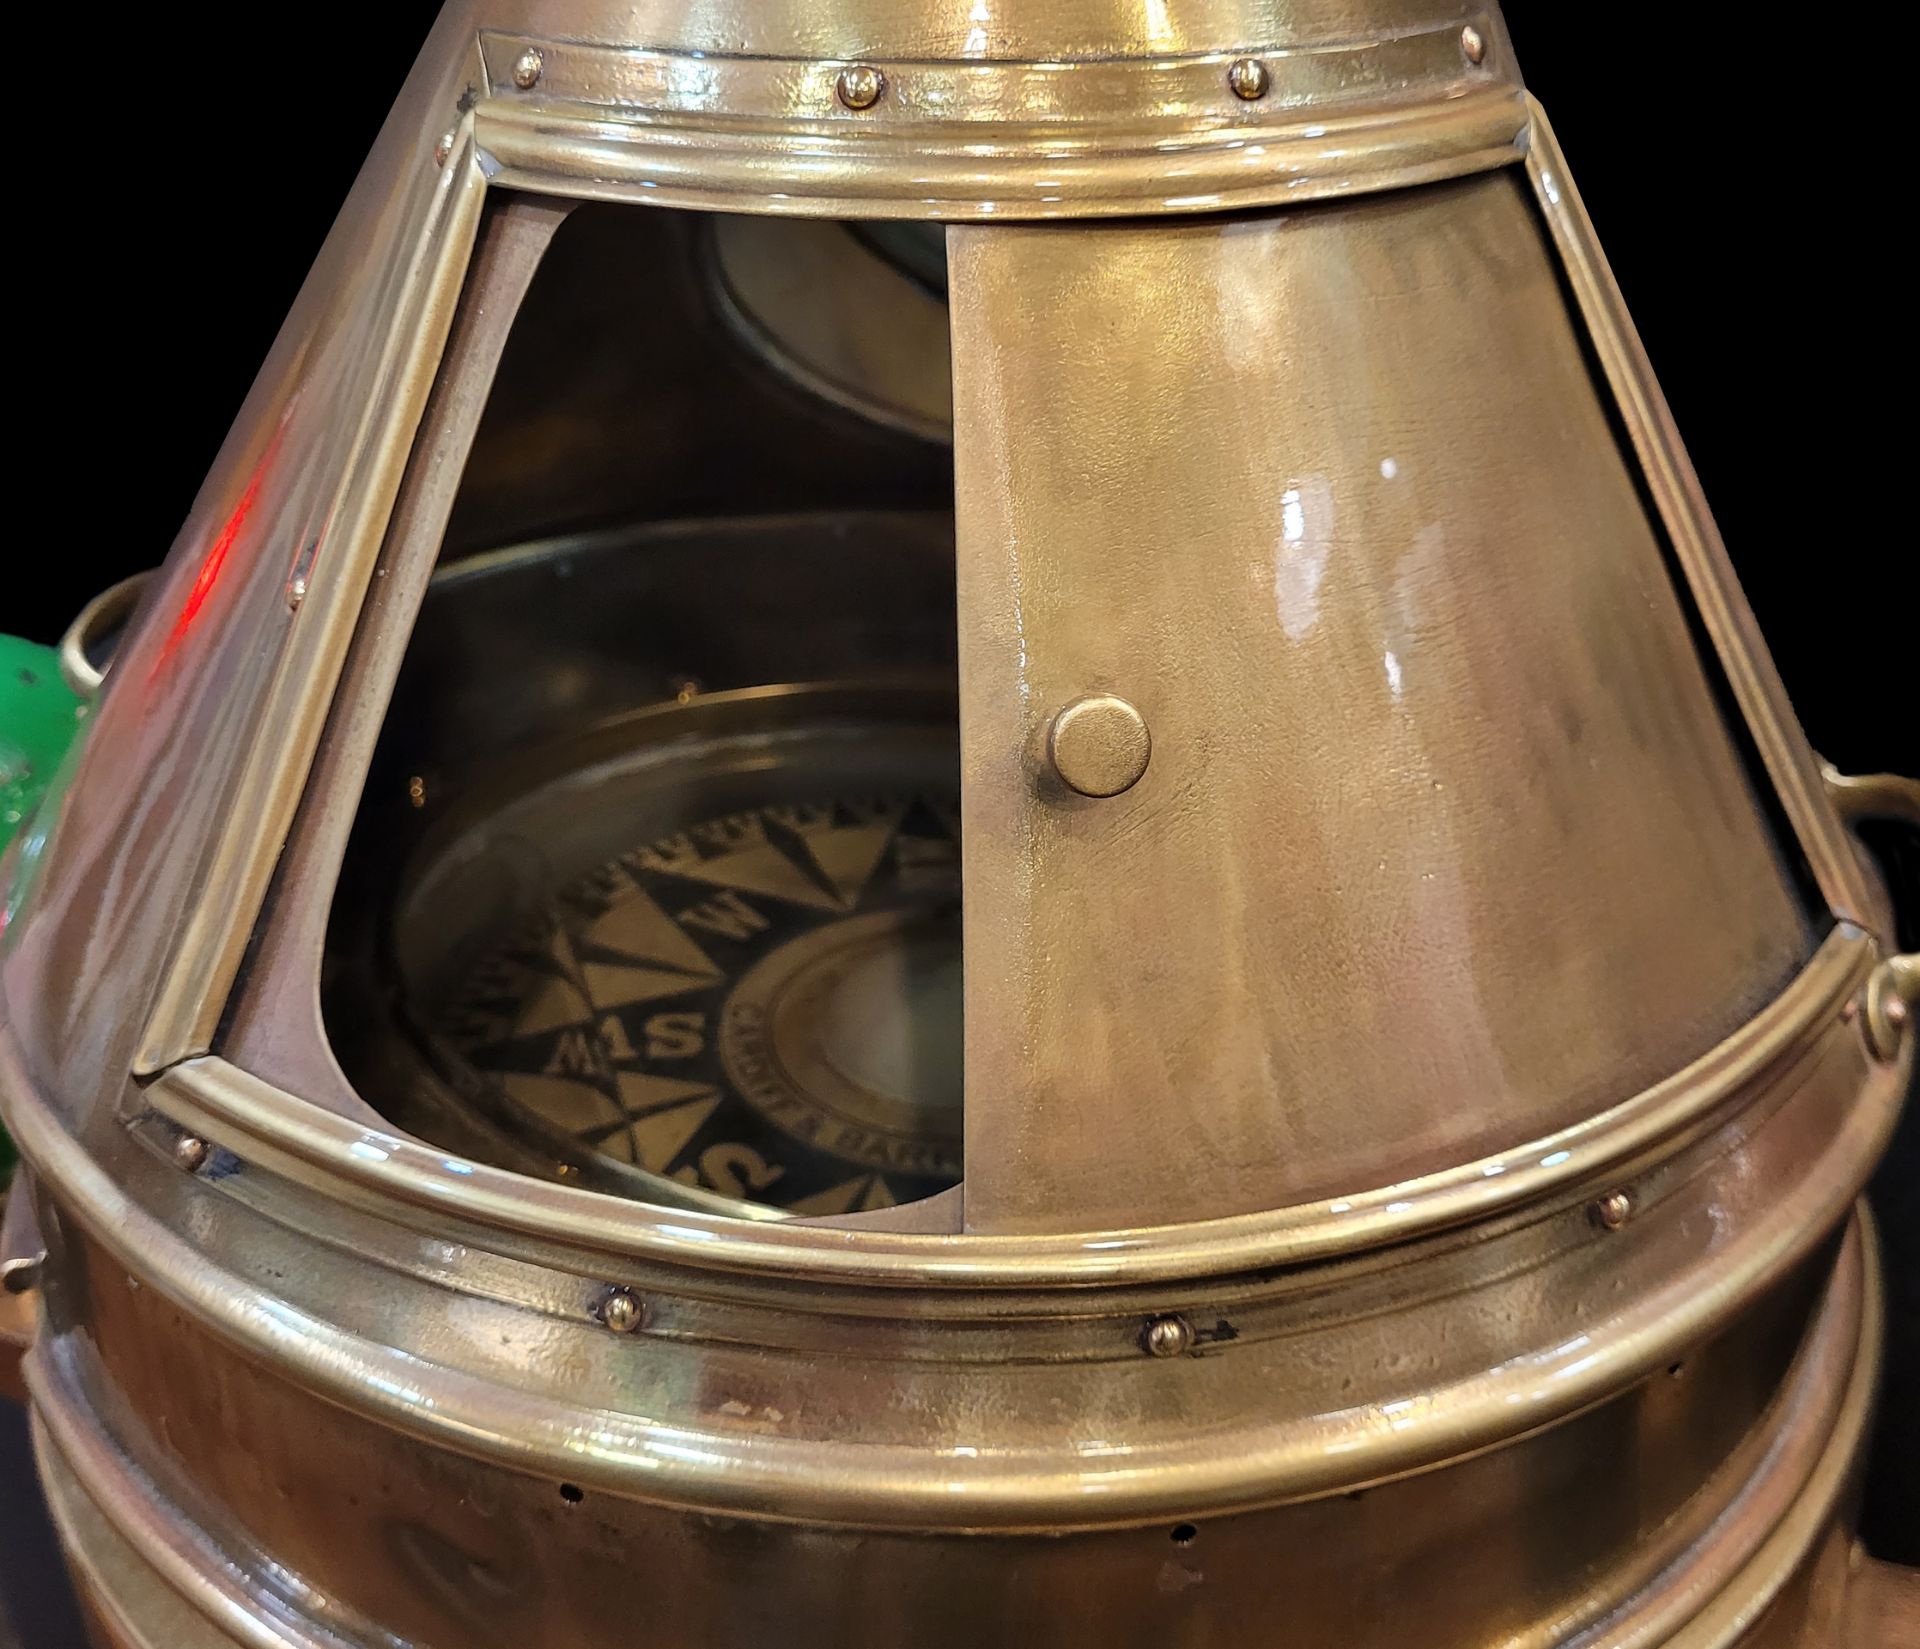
left=57, top=570, right=153, bottom=700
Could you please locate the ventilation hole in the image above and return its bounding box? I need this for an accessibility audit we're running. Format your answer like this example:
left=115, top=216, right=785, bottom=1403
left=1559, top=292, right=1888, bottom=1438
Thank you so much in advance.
left=559, top=1483, right=584, bottom=1504
left=1170, top=1523, right=1199, bottom=1547
left=1667, top=1361, right=1685, bottom=1378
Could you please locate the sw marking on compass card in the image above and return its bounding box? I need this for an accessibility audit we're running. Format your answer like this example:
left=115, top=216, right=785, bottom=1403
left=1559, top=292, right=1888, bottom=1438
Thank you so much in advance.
left=444, top=792, right=963, bottom=1212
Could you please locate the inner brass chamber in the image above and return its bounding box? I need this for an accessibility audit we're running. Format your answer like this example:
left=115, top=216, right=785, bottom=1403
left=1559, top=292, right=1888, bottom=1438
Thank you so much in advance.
left=322, top=201, right=970, bottom=1218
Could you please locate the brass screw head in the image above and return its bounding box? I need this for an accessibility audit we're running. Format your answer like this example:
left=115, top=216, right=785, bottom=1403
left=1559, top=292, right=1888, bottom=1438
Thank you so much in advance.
left=1142, top=1314, right=1195, bottom=1358
left=511, top=48, right=544, bottom=90
left=1460, top=25, right=1487, bottom=65
left=601, top=1290, right=644, bottom=1334
left=835, top=64, right=886, bottom=110
left=433, top=129, right=456, bottom=168
left=1227, top=57, right=1270, bottom=101
left=1592, top=1189, right=1633, bottom=1231
left=174, top=1135, right=212, bottom=1173
left=1048, top=694, right=1152, bottom=798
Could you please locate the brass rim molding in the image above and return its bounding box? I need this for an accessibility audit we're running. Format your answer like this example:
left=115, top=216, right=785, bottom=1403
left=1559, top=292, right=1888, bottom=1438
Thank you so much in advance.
left=22, top=1216, right=1884, bottom=1643
left=115, top=926, right=1889, bottom=1287
left=1569, top=1220, right=1881, bottom=1649
left=470, top=20, right=1527, bottom=219
left=128, top=117, right=489, bottom=1077
left=1, top=992, right=1899, bottom=1528
left=32, top=1401, right=347, bottom=1649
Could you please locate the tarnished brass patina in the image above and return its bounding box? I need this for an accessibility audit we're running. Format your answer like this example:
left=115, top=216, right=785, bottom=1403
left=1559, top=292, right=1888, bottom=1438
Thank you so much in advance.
left=0, top=2, right=1912, bottom=1646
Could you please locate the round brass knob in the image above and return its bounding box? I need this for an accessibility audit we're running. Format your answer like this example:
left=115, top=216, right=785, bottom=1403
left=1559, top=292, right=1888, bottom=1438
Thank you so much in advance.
left=1047, top=695, right=1151, bottom=798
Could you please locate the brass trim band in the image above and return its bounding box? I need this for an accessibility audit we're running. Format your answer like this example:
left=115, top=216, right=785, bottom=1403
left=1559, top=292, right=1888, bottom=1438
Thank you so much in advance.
left=107, top=926, right=1886, bottom=1287
left=2, top=989, right=1899, bottom=1528
left=474, top=80, right=1529, bottom=219
left=24, top=1216, right=1882, bottom=1647
left=129, top=120, right=490, bottom=1078
left=476, top=14, right=1508, bottom=129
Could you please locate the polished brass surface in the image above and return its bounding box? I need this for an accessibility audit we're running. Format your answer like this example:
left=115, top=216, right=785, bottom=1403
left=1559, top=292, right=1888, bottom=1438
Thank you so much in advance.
left=3, top=962, right=1899, bottom=1640
left=36, top=981, right=1894, bottom=1520
left=952, top=170, right=1815, bottom=1230
left=468, top=6, right=1527, bottom=220
left=9, top=1222, right=1872, bottom=1648
left=0, top=0, right=1910, bottom=1644
left=114, top=926, right=1891, bottom=1286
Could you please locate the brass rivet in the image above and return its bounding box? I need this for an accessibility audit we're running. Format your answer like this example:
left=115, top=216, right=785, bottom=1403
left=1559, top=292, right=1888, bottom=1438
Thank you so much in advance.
left=1592, top=1189, right=1633, bottom=1231
left=433, top=129, right=456, bottom=168
left=286, top=575, right=308, bottom=611
left=406, top=775, right=428, bottom=809
left=1048, top=695, right=1151, bottom=798
left=1143, top=1315, right=1195, bottom=1358
left=511, top=48, right=544, bottom=90
left=1460, top=25, right=1487, bottom=64
left=835, top=64, right=886, bottom=110
left=1227, top=57, right=1270, bottom=101
left=175, top=1135, right=212, bottom=1173
left=601, top=1290, right=644, bottom=1334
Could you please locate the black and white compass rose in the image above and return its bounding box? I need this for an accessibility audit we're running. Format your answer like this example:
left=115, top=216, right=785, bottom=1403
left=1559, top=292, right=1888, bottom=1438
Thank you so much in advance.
left=440, top=792, right=963, bottom=1215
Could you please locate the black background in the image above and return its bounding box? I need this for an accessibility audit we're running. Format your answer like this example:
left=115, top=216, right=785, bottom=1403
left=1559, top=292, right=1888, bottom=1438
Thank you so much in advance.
left=5, top=5, right=1915, bottom=1630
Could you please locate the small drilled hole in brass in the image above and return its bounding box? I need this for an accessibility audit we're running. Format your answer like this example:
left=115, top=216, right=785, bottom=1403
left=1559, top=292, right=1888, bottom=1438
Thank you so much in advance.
left=1666, top=1361, right=1685, bottom=1378
left=1170, top=1523, right=1199, bottom=1547
left=559, top=1483, right=584, bottom=1504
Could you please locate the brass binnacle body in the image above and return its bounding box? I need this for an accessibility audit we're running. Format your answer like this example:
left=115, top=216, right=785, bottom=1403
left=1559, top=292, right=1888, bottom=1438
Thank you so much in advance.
left=2, top=1005, right=1903, bottom=1646
left=0, top=1, right=1912, bottom=1646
